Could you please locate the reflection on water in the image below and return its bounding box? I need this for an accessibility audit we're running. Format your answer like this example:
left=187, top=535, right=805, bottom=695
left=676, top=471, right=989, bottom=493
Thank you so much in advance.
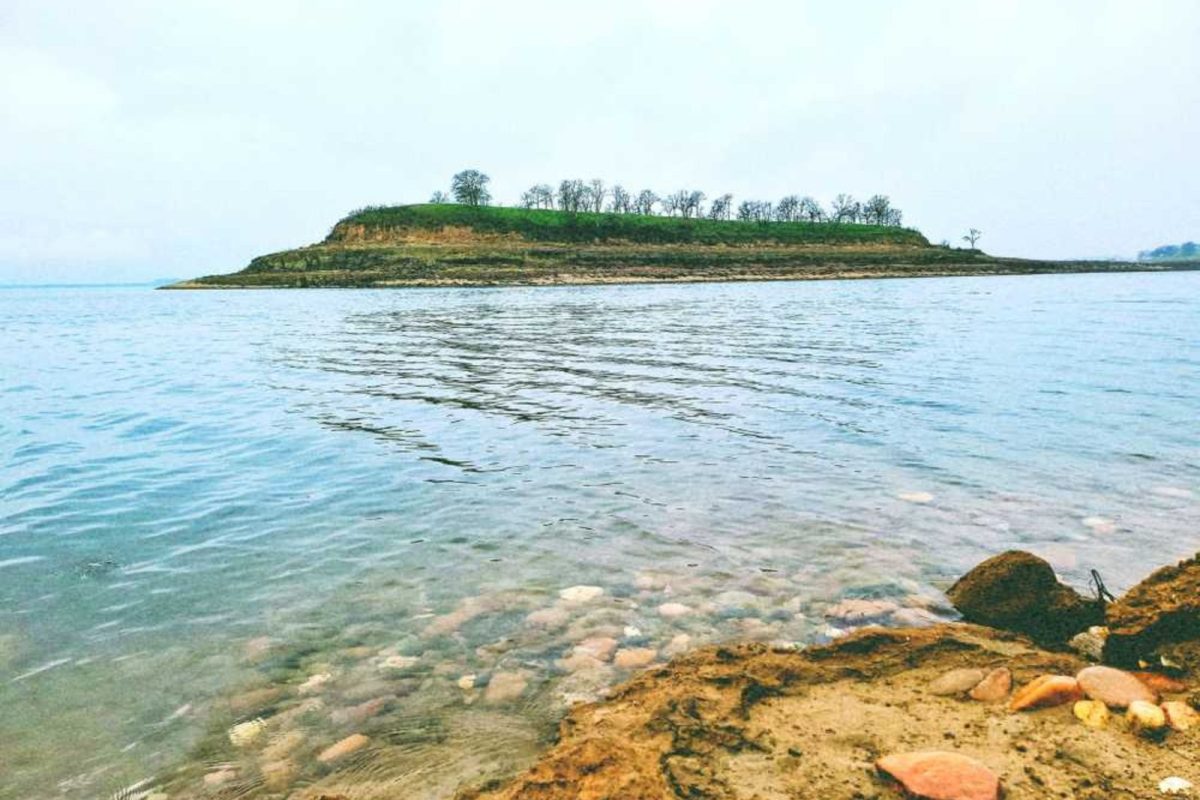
left=1, top=274, right=1198, bottom=798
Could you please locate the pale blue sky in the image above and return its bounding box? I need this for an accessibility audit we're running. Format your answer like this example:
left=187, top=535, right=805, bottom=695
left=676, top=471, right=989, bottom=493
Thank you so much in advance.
left=2, top=1, right=1197, bottom=283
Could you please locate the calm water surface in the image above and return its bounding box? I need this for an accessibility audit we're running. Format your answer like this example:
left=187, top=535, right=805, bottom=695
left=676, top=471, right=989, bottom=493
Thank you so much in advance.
left=1, top=273, right=1198, bottom=798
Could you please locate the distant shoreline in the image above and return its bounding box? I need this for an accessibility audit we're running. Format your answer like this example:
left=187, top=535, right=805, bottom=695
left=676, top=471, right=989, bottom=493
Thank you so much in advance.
left=164, top=261, right=1198, bottom=290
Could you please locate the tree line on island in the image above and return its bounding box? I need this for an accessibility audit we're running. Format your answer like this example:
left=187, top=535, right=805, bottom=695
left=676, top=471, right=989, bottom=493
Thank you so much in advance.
left=431, top=169, right=906, bottom=227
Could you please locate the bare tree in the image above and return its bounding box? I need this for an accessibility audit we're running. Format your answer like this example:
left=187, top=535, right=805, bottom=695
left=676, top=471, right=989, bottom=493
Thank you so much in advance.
left=862, top=194, right=894, bottom=225
left=963, top=228, right=982, bottom=248
left=522, top=183, right=555, bottom=209
left=586, top=179, right=607, bottom=213
left=661, top=191, right=684, bottom=217
left=799, top=196, right=824, bottom=223
left=776, top=195, right=801, bottom=222
left=831, top=194, right=860, bottom=223
left=708, top=193, right=733, bottom=220
left=634, top=189, right=659, bottom=216
left=609, top=185, right=632, bottom=214
left=558, top=179, right=587, bottom=213
left=737, top=200, right=773, bottom=223
left=885, top=208, right=903, bottom=227
left=429, top=190, right=450, bottom=204
left=685, top=190, right=706, bottom=218
left=450, top=169, right=492, bottom=206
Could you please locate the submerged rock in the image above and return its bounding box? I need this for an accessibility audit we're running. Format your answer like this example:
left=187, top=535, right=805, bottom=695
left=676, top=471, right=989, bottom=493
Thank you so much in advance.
left=484, top=671, right=528, bottom=703
left=1104, top=552, right=1200, bottom=668
left=613, top=647, right=657, bottom=669
left=946, top=551, right=1102, bottom=644
left=657, top=602, right=693, bottom=619
left=825, top=598, right=899, bottom=624
left=573, top=636, right=618, bottom=662
left=558, top=585, right=605, bottom=605
left=876, top=750, right=1000, bottom=800
left=228, top=718, right=267, bottom=749
left=259, top=758, right=297, bottom=793
left=524, top=607, right=570, bottom=629
left=317, top=733, right=370, bottom=763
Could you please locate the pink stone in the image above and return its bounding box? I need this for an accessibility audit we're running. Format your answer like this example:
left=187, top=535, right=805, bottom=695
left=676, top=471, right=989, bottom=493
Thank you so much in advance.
left=1076, top=666, right=1157, bottom=709
left=876, top=751, right=1000, bottom=800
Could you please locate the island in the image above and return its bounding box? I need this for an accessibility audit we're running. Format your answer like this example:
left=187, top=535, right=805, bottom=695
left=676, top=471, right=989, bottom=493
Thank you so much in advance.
left=168, top=176, right=1196, bottom=289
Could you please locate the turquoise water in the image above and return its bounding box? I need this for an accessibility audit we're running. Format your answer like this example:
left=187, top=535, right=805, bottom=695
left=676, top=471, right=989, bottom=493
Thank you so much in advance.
left=1, top=273, right=1198, bottom=798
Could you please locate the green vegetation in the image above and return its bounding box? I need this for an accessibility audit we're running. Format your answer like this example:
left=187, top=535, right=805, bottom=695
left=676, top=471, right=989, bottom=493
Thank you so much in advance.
left=1139, top=241, right=1199, bottom=262
left=332, top=203, right=928, bottom=247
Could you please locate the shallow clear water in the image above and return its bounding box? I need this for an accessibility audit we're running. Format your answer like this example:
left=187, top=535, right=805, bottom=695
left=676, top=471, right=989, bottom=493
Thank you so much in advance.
left=1, top=273, right=1198, bottom=798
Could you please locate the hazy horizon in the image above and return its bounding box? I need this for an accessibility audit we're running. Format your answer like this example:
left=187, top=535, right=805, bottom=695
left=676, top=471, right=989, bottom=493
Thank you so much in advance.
left=2, top=1, right=1198, bottom=284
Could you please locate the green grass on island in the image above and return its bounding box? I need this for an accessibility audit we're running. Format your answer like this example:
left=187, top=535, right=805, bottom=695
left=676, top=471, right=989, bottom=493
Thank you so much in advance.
left=170, top=204, right=1194, bottom=289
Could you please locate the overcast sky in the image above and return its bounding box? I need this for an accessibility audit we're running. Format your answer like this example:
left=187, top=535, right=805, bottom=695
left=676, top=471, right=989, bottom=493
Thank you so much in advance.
left=1, top=1, right=1197, bottom=283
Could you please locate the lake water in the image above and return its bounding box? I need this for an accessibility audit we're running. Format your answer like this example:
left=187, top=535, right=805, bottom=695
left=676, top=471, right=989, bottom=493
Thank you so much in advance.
left=2, top=273, right=1198, bottom=799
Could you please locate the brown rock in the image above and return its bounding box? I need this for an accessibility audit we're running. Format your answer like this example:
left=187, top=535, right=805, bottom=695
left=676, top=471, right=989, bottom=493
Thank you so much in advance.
left=876, top=750, right=1000, bottom=800
left=946, top=551, right=1103, bottom=644
left=1104, top=552, right=1200, bottom=667
left=1129, top=671, right=1188, bottom=694
left=317, top=733, right=370, bottom=763
left=1162, top=700, right=1200, bottom=731
left=969, top=668, right=1012, bottom=703
left=1076, top=665, right=1158, bottom=709
left=1009, top=675, right=1083, bottom=711
left=928, top=668, right=986, bottom=697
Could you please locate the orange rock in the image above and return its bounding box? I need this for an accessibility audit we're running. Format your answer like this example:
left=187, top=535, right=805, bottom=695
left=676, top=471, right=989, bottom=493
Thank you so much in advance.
left=1130, top=671, right=1188, bottom=695
left=969, top=668, right=1012, bottom=703
left=876, top=750, right=1000, bottom=800
left=1076, top=666, right=1157, bottom=709
left=317, top=733, right=369, bottom=763
left=1009, top=675, right=1083, bottom=711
